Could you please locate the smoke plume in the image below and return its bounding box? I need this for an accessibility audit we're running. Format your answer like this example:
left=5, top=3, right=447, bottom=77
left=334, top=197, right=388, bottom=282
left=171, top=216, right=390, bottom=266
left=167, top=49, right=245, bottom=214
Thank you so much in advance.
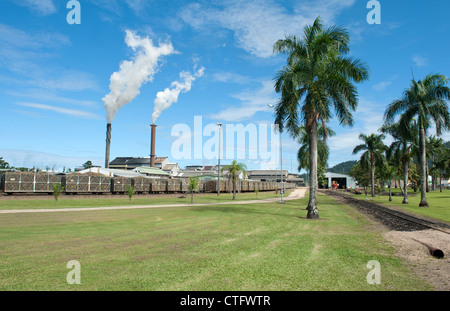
left=103, top=30, right=175, bottom=123
left=152, top=66, right=205, bottom=123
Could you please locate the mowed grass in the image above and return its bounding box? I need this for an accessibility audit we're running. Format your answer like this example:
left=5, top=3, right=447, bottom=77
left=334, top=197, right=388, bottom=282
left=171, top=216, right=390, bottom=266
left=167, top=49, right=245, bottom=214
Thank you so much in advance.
left=351, top=189, right=450, bottom=223
left=0, top=194, right=432, bottom=291
left=0, top=191, right=291, bottom=210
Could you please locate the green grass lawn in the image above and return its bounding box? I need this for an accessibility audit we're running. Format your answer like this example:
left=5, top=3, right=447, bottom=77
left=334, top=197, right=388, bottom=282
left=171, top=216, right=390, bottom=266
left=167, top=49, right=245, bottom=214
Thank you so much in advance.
left=0, top=194, right=432, bottom=291
left=0, top=191, right=291, bottom=210
left=351, top=188, right=450, bottom=223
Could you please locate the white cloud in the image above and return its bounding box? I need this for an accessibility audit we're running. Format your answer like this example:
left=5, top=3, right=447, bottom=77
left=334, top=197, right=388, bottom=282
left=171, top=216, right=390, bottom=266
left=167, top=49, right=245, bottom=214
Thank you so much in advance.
left=0, top=23, right=70, bottom=49
left=16, top=102, right=102, bottom=120
left=208, top=80, right=276, bottom=121
left=0, top=24, right=98, bottom=92
left=8, top=0, right=56, bottom=15
left=125, top=0, right=147, bottom=13
left=212, top=72, right=251, bottom=84
left=412, top=55, right=428, bottom=67
left=373, top=81, right=391, bottom=91
left=328, top=98, right=389, bottom=158
left=6, top=89, right=98, bottom=108
left=180, top=0, right=356, bottom=58
left=328, top=130, right=361, bottom=153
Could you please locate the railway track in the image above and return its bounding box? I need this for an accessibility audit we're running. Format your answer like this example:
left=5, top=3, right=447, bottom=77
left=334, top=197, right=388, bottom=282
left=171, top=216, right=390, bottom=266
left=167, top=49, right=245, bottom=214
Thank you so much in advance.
left=322, top=190, right=450, bottom=234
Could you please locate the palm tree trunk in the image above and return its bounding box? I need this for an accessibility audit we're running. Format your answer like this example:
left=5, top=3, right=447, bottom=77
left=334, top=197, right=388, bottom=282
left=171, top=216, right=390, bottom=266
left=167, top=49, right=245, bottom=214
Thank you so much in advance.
left=389, top=178, right=392, bottom=202
left=191, top=191, right=194, bottom=203
left=440, top=170, right=443, bottom=193
left=402, top=161, right=409, bottom=204
left=306, top=122, right=319, bottom=219
left=232, top=179, right=236, bottom=200
left=419, top=128, right=429, bottom=207
left=431, top=157, right=435, bottom=191
left=370, top=158, right=375, bottom=198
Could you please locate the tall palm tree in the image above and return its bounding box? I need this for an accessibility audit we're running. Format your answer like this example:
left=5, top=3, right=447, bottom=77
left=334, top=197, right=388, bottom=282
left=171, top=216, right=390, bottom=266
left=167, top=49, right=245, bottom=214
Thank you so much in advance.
left=426, top=135, right=445, bottom=191
left=221, top=160, right=247, bottom=200
left=297, top=123, right=335, bottom=182
left=380, top=119, right=418, bottom=204
left=384, top=74, right=450, bottom=207
left=352, top=133, right=387, bottom=198
left=273, top=17, right=369, bottom=219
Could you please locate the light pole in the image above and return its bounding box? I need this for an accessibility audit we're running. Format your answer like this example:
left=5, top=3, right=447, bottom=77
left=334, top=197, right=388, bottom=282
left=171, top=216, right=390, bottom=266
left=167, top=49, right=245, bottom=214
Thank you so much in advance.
left=216, top=123, right=222, bottom=196
left=268, top=105, right=284, bottom=204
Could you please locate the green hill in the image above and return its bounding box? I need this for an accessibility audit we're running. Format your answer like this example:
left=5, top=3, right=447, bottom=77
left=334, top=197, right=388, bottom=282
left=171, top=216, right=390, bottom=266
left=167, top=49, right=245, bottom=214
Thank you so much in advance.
left=327, top=160, right=358, bottom=175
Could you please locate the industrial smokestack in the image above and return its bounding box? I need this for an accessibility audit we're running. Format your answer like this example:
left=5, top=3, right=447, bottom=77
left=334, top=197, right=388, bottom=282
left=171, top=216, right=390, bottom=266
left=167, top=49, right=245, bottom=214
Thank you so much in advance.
left=150, top=124, right=157, bottom=167
left=105, top=123, right=112, bottom=168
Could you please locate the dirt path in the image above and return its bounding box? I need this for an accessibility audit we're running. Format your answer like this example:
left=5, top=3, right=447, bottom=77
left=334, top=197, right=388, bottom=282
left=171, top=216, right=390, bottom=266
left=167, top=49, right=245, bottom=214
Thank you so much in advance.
left=0, top=187, right=308, bottom=214
left=383, top=230, right=450, bottom=291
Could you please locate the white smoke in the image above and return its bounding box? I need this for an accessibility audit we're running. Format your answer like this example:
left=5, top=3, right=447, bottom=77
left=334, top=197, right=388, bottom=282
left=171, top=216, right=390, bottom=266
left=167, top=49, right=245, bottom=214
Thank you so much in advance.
left=152, top=66, right=205, bottom=123
left=103, top=30, right=175, bottom=123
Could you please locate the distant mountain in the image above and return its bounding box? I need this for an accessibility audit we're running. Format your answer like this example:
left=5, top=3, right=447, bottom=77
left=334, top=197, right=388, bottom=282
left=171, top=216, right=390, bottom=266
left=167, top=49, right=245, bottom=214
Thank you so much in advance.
left=327, top=160, right=358, bottom=175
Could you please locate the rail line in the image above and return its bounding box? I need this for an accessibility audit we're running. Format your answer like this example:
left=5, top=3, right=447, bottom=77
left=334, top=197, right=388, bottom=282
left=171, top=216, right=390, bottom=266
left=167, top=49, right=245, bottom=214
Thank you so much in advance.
left=322, top=190, right=450, bottom=234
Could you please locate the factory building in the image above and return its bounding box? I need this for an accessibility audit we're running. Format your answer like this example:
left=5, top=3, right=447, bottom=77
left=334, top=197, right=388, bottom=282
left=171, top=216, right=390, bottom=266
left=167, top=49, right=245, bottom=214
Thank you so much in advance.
left=247, top=170, right=289, bottom=182
left=109, top=157, right=173, bottom=172
left=324, top=172, right=357, bottom=189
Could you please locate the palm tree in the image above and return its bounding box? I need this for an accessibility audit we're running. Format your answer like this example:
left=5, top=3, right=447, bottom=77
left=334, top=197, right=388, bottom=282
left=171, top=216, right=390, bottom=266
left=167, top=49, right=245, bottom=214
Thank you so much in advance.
left=0, top=157, right=10, bottom=169
left=188, top=177, right=199, bottom=203
left=352, top=133, right=387, bottom=198
left=427, top=135, right=445, bottom=191
left=273, top=17, right=369, bottom=219
left=297, top=123, right=335, bottom=184
left=52, top=183, right=64, bottom=207
left=384, top=74, right=450, bottom=207
left=125, top=185, right=135, bottom=204
left=380, top=162, right=398, bottom=202
left=221, top=160, right=247, bottom=200
left=380, top=119, right=418, bottom=204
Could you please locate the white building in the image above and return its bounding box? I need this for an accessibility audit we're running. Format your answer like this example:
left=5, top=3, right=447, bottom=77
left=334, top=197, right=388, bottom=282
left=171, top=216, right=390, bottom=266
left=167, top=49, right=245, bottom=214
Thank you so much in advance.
left=324, top=172, right=357, bottom=189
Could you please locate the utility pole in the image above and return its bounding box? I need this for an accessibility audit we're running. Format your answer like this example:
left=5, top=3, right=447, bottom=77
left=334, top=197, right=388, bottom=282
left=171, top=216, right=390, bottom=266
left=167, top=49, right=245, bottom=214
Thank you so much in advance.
left=268, top=104, right=284, bottom=204
left=217, top=123, right=222, bottom=195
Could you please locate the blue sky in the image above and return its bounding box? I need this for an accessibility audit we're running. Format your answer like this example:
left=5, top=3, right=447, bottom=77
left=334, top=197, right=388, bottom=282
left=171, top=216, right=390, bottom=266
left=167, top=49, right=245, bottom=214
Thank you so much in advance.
left=1, top=0, right=449, bottom=172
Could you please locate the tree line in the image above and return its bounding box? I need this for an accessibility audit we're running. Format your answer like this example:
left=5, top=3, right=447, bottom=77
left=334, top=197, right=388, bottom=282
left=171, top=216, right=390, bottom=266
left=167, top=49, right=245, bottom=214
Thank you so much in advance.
left=272, top=17, right=449, bottom=219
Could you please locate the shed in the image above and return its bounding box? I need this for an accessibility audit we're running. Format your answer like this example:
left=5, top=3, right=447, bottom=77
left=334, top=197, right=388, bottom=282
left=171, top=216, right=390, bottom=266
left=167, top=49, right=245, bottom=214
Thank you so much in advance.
left=324, top=172, right=357, bottom=189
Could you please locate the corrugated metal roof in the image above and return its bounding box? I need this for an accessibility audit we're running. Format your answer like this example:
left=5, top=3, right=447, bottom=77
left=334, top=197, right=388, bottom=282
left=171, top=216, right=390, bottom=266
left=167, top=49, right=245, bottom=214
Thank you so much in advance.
left=249, top=170, right=288, bottom=176
left=163, top=163, right=179, bottom=170
left=137, top=167, right=169, bottom=176
left=110, top=157, right=151, bottom=166
left=324, top=172, right=351, bottom=178
left=76, top=168, right=149, bottom=178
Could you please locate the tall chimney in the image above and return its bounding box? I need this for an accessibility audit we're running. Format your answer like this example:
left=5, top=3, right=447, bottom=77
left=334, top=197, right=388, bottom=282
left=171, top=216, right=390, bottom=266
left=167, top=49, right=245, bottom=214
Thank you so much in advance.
left=105, top=123, right=112, bottom=168
left=150, top=124, right=157, bottom=167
